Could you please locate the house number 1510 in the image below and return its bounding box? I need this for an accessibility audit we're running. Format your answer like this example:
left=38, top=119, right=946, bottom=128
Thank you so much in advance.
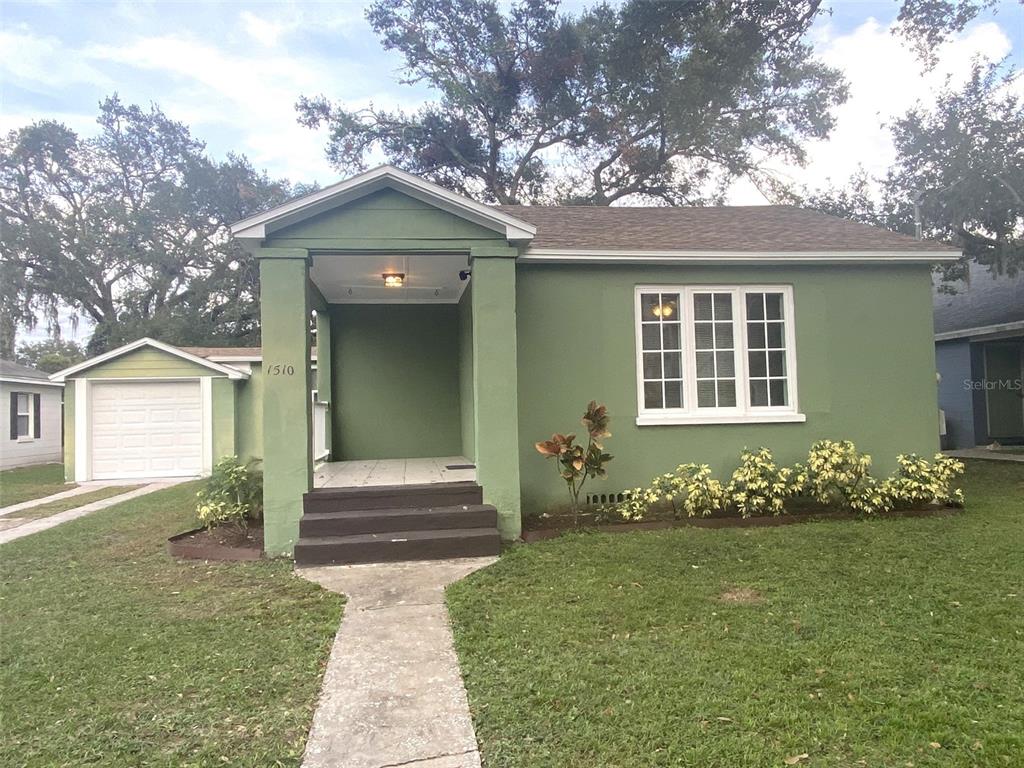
left=267, top=364, right=295, bottom=376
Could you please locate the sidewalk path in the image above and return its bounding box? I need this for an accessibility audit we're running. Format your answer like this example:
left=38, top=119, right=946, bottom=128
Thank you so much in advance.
left=0, top=482, right=183, bottom=545
left=299, top=557, right=497, bottom=768
left=946, top=448, right=1024, bottom=463
left=0, top=483, right=112, bottom=517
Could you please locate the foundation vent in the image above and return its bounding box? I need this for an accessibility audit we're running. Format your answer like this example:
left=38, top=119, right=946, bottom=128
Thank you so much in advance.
left=584, top=491, right=628, bottom=507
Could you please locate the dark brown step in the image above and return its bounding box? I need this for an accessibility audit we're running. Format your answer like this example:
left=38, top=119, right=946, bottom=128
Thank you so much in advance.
left=294, top=527, right=501, bottom=566
left=299, top=504, right=497, bottom=537
left=303, top=481, right=483, bottom=513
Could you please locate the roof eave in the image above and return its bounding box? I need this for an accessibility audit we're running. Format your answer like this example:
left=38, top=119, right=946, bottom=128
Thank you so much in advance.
left=935, top=320, right=1024, bottom=342
left=0, top=376, right=64, bottom=387
left=518, top=248, right=962, bottom=264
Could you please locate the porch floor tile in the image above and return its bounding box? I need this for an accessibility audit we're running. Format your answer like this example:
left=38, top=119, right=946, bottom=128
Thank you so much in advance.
left=313, top=457, right=476, bottom=489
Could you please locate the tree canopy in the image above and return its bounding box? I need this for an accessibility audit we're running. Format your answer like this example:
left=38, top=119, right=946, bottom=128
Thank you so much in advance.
left=298, top=0, right=847, bottom=205
left=805, top=61, right=1023, bottom=284
left=0, top=96, right=308, bottom=356
left=15, top=338, right=86, bottom=374
left=896, top=0, right=1003, bottom=66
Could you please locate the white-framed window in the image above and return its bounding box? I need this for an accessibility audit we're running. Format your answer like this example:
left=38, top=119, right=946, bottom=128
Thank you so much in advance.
left=16, top=393, right=33, bottom=439
left=634, top=285, right=804, bottom=425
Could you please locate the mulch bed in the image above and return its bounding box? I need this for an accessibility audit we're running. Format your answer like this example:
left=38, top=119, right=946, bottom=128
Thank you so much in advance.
left=521, top=505, right=961, bottom=543
left=167, top=524, right=264, bottom=561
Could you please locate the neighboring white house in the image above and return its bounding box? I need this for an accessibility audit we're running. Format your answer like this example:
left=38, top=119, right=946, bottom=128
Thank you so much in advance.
left=0, top=359, right=64, bottom=470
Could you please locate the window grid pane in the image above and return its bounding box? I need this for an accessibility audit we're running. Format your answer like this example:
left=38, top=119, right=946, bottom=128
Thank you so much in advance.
left=639, top=288, right=794, bottom=415
left=745, top=291, right=789, bottom=407
left=15, top=393, right=31, bottom=437
left=693, top=292, right=736, bottom=408
left=641, top=292, right=683, bottom=410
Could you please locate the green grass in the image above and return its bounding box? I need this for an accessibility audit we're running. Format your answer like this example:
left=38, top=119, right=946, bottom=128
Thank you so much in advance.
left=0, top=462, right=70, bottom=506
left=448, top=461, right=1024, bottom=767
left=0, top=482, right=344, bottom=767
left=12, top=484, right=142, bottom=521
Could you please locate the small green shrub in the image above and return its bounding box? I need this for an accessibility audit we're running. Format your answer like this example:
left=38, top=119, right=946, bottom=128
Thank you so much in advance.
left=665, top=463, right=729, bottom=518
left=727, top=447, right=800, bottom=517
left=612, top=487, right=652, bottom=522
left=603, top=440, right=966, bottom=525
left=195, top=456, right=263, bottom=530
left=801, top=439, right=888, bottom=514
left=608, top=463, right=727, bottom=521
left=880, top=453, right=966, bottom=509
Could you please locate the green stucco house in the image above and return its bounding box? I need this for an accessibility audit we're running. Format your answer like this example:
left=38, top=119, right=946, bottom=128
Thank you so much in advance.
left=53, top=166, right=959, bottom=562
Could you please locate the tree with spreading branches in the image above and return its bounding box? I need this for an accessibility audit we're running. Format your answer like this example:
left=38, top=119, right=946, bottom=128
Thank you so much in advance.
left=298, top=0, right=847, bottom=205
left=0, top=96, right=309, bottom=356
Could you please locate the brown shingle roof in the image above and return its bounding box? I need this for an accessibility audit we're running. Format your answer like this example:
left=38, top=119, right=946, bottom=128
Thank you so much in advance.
left=496, top=204, right=956, bottom=252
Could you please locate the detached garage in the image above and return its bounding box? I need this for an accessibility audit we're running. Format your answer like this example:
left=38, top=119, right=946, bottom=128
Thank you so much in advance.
left=51, top=338, right=265, bottom=482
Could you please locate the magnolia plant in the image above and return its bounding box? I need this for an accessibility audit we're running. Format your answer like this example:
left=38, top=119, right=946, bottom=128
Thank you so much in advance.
left=535, top=401, right=613, bottom=523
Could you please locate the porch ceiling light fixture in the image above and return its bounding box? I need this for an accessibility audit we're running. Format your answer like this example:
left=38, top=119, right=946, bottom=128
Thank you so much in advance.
left=382, top=272, right=405, bottom=288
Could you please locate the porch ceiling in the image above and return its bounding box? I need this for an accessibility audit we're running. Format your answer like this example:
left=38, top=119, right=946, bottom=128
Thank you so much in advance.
left=310, top=252, right=471, bottom=304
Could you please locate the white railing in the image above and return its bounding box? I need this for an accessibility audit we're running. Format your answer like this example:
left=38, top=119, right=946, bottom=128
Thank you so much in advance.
left=312, top=401, right=329, bottom=462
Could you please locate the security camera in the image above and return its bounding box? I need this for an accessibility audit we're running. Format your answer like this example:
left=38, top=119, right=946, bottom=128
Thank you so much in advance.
left=458, top=269, right=472, bottom=281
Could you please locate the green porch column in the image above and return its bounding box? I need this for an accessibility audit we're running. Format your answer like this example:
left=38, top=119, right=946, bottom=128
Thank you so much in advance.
left=470, top=247, right=522, bottom=539
left=257, top=249, right=312, bottom=556
left=315, top=309, right=333, bottom=459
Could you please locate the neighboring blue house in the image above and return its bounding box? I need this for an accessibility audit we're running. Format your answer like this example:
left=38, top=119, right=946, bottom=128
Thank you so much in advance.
left=934, top=262, right=1024, bottom=448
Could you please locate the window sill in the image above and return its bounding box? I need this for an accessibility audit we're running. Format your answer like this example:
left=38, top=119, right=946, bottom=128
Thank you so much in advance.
left=16, top=436, right=35, bottom=443
left=636, top=412, right=807, bottom=426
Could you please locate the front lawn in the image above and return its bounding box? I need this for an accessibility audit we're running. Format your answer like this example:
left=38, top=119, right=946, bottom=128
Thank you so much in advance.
left=448, top=460, right=1024, bottom=767
left=0, top=462, right=70, bottom=506
left=0, top=482, right=344, bottom=767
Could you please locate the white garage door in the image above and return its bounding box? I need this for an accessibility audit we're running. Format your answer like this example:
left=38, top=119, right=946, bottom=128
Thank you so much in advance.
left=90, top=381, right=204, bottom=480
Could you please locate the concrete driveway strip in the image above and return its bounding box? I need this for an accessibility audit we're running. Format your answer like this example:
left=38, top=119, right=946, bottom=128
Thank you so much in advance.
left=0, top=483, right=108, bottom=517
left=299, top=557, right=498, bottom=768
left=0, top=482, right=182, bottom=545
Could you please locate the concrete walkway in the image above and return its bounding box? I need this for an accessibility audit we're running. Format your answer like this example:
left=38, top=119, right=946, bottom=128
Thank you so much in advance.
left=945, top=448, right=1024, bottom=463
left=0, top=482, right=117, bottom=517
left=299, top=557, right=497, bottom=768
left=0, top=481, right=182, bottom=545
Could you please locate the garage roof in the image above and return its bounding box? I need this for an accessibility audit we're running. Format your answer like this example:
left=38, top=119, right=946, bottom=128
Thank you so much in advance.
left=49, top=338, right=250, bottom=382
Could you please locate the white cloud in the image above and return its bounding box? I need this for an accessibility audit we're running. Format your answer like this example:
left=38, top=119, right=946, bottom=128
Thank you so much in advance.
left=80, top=32, right=414, bottom=182
left=240, top=11, right=288, bottom=47
left=0, top=26, right=112, bottom=89
left=727, top=19, right=1015, bottom=204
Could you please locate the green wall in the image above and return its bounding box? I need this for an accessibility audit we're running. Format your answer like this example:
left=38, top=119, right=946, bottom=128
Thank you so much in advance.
left=457, top=287, right=476, bottom=460
left=235, top=363, right=265, bottom=463
left=515, top=263, right=941, bottom=513
left=330, top=304, right=463, bottom=459
left=211, top=377, right=237, bottom=461
left=267, top=188, right=506, bottom=251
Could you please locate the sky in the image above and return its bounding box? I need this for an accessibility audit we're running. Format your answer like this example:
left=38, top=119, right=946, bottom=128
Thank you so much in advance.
left=1, top=0, right=1022, bottom=344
